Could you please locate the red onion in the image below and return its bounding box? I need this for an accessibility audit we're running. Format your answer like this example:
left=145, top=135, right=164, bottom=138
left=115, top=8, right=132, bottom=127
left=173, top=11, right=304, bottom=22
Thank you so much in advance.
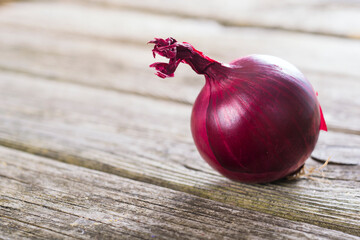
left=149, top=37, right=327, bottom=183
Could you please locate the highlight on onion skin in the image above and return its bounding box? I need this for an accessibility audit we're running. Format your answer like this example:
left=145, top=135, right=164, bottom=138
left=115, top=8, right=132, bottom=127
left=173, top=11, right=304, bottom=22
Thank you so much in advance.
left=149, top=37, right=327, bottom=183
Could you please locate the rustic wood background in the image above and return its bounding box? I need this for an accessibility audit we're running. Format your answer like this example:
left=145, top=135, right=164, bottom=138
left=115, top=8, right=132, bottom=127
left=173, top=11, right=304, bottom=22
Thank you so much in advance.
left=0, top=0, right=359, bottom=239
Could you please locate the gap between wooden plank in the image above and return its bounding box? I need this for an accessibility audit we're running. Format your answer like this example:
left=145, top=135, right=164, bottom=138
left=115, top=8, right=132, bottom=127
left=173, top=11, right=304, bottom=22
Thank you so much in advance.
left=0, top=2, right=359, bottom=79
left=0, top=25, right=359, bottom=134
left=0, top=73, right=359, bottom=236
left=2, top=146, right=355, bottom=239
left=0, top=1, right=359, bottom=136
left=0, top=64, right=358, bottom=137
left=69, top=0, right=360, bottom=39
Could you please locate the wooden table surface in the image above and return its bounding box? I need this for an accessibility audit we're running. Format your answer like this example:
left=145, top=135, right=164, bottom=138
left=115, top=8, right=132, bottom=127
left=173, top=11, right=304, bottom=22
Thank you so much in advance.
left=0, top=0, right=359, bottom=239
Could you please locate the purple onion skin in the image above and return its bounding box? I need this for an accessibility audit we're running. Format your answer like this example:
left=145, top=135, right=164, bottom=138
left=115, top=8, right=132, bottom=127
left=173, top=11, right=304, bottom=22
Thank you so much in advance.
left=150, top=37, right=327, bottom=183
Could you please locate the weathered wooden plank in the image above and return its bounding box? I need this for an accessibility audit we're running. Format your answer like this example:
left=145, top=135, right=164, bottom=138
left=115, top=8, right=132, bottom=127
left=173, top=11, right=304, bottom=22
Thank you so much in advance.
left=312, top=131, right=360, bottom=166
left=3, top=146, right=356, bottom=240
left=0, top=21, right=359, bottom=133
left=0, top=73, right=359, bottom=236
left=72, top=0, right=360, bottom=38
left=0, top=2, right=359, bottom=79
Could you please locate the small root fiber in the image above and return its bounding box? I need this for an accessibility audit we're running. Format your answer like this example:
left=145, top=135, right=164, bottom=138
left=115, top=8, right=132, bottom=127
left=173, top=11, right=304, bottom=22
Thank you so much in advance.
left=287, top=157, right=330, bottom=182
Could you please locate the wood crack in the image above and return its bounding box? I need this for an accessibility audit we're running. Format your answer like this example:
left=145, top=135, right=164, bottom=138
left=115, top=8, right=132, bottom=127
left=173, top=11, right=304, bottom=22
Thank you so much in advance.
left=0, top=138, right=359, bottom=236
left=1, top=195, right=147, bottom=239
left=73, top=0, right=359, bottom=40
left=0, top=214, right=80, bottom=239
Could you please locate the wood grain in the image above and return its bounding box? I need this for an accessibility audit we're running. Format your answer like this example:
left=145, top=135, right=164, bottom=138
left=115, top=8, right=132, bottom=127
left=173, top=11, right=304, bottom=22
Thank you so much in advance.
left=312, top=131, right=360, bottom=165
left=0, top=1, right=359, bottom=78
left=0, top=1, right=359, bottom=238
left=73, top=0, right=360, bottom=38
left=0, top=3, right=359, bottom=133
left=3, top=146, right=357, bottom=240
left=0, top=73, right=359, bottom=236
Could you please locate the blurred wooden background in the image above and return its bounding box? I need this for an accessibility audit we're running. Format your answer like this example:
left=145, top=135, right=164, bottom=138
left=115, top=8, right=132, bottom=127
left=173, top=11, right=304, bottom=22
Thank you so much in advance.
left=0, top=0, right=359, bottom=239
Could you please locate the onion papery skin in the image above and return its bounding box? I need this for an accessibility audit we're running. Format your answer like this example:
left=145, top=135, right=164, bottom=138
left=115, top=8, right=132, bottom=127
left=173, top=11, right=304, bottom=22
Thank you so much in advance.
left=150, top=37, right=327, bottom=183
